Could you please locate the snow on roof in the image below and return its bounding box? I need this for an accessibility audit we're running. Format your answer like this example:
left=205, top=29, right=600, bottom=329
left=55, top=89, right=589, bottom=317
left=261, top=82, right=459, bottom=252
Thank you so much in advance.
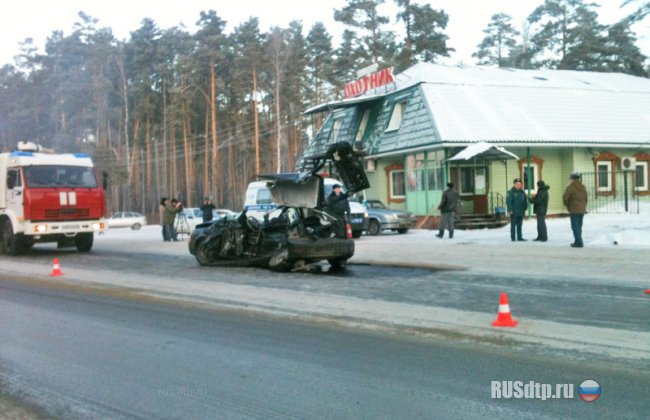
left=309, top=63, right=650, bottom=145
left=446, top=141, right=519, bottom=161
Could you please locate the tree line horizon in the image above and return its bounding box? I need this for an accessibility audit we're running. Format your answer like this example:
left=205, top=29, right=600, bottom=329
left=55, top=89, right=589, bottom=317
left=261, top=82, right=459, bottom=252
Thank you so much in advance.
left=0, top=0, right=647, bottom=215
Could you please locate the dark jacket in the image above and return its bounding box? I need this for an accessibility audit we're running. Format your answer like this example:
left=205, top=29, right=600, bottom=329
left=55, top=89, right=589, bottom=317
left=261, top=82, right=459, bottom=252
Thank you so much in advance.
left=200, top=203, right=216, bottom=222
left=529, top=184, right=550, bottom=216
left=327, top=191, right=351, bottom=219
left=563, top=181, right=588, bottom=214
left=438, top=188, right=460, bottom=214
left=506, top=187, right=528, bottom=217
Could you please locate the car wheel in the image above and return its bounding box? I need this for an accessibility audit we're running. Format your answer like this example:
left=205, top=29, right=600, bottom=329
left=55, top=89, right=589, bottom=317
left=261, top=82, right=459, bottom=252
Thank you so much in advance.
left=1, top=221, right=24, bottom=255
left=75, top=233, right=94, bottom=252
left=269, top=247, right=291, bottom=272
left=397, top=228, right=409, bottom=234
left=367, top=219, right=381, bottom=236
left=195, top=239, right=214, bottom=266
left=328, top=258, right=348, bottom=270
left=131, top=223, right=142, bottom=230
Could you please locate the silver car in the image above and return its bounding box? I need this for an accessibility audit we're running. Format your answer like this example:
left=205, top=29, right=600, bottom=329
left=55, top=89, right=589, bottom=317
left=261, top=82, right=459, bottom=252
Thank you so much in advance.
left=363, top=200, right=416, bottom=235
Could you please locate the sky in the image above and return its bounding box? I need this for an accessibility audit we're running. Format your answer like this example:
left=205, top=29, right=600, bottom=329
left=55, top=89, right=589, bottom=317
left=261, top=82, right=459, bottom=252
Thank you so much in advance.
left=0, top=0, right=648, bottom=68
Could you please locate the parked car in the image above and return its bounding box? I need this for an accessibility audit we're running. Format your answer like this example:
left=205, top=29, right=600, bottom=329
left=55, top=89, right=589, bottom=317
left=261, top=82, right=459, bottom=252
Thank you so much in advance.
left=106, top=212, right=147, bottom=230
left=363, top=199, right=416, bottom=235
left=174, top=208, right=206, bottom=235
left=189, top=142, right=370, bottom=271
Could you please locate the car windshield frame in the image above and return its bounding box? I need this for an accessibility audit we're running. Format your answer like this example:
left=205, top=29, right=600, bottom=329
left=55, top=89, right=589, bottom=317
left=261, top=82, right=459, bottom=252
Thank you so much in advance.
left=24, top=165, right=98, bottom=188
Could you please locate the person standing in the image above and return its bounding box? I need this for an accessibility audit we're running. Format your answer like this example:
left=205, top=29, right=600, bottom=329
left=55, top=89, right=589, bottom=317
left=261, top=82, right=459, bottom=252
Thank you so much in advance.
left=529, top=180, right=550, bottom=242
left=563, top=172, right=588, bottom=248
left=436, top=182, right=460, bottom=239
left=506, top=178, right=528, bottom=242
left=162, top=198, right=182, bottom=242
left=200, top=197, right=216, bottom=223
left=159, top=197, right=167, bottom=241
left=327, top=184, right=351, bottom=237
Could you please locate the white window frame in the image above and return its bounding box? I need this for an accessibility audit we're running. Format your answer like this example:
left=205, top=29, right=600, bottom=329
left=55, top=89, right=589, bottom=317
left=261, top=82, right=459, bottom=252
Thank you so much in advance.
left=597, top=161, right=613, bottom=192
left=331, top=118, right=343, bottom=142
left=635, top=161, right=648, bottom=192
left=389, top=169, right=406, bottom=199
left=385, top=100, right=407, bottom=132
left=522, top=163, right=539, bottom=192
left=355, top=109, right=371, bottom=141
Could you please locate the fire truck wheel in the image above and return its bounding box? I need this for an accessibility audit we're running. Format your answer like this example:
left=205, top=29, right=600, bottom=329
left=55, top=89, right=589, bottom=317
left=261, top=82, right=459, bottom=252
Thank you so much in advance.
left=75, top=233, right=94, bottom=252
left=1, top=221, right=23, bottom=256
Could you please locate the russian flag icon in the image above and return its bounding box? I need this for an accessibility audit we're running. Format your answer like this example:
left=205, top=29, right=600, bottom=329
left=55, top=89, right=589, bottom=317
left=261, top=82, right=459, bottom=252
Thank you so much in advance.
left=578, top=380, right=601, bottom=402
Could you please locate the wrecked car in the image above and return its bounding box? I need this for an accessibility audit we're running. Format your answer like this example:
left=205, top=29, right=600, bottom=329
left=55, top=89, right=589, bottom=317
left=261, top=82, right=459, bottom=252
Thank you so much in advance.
left=188, top=142, right=370, bottom=271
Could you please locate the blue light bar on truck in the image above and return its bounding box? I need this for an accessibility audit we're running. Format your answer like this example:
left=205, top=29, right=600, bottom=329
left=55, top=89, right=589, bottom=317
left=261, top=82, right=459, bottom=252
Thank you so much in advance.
left=9, top=151, right=34, bottom=157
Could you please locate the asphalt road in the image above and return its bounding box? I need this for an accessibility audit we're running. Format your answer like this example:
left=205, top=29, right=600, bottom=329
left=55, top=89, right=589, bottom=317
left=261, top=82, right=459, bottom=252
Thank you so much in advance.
left=5, top=244, right=649, bottom=334
left=1, top=279, right=647, bottom=419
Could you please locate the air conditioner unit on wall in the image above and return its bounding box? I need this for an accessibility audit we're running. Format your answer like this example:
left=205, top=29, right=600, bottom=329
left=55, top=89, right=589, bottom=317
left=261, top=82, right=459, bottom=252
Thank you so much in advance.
left=365, top=159, right=376, bottom=171
left=621, top=156, right=637, bottom=171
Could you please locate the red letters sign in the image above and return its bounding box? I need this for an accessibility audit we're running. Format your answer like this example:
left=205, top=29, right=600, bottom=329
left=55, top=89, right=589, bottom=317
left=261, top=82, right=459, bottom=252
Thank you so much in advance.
left=344, top=67, right=395, bottom=99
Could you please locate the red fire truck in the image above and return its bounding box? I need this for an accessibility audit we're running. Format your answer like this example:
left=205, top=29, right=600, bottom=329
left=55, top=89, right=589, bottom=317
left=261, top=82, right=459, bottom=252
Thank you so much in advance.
left=0, top=142, right=107, bottom=255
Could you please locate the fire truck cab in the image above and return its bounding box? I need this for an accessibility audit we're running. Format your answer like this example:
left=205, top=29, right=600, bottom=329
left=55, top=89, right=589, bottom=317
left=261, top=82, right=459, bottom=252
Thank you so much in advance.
left=0, top=142, right=107, bottom=255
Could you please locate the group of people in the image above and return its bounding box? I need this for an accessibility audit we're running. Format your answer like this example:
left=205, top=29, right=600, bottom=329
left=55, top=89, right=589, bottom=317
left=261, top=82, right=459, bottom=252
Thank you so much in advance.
left=159, top=197, right=217, bottom=242
left=435, top=172, right=588, bottom=248
left=506, top=172, right=588, bottom=247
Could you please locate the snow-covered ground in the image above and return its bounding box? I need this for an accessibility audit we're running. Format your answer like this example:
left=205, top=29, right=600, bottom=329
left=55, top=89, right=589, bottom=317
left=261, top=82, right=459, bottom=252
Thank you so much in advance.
left=426, top=203, right=650, bottom=248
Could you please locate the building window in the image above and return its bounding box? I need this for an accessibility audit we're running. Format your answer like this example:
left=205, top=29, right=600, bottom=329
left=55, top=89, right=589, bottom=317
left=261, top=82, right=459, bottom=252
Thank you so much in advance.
left=406, top=153, right=425, bottom=192
left=385, top=100, right=407, bottom=132
left=517, top=156, right=544, bottom=191
left=592, top=151, right=618, bottom=196
left=331, top=118, right=343, bottom=142
left=522, top=163, right=538, bottom=191
left=356, top=109, right=371, bottom=141
left=597, top=161, right=612, bottom=192
left=459, top=167, right=475, bottom=195
left=390, top=170, right=405, bottom=198
left=635, top=162, right=648, bottom=192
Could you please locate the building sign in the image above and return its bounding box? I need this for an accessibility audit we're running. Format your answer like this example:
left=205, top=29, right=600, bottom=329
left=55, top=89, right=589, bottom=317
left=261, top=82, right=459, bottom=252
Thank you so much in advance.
left=344, top=67, right=395, bottom=98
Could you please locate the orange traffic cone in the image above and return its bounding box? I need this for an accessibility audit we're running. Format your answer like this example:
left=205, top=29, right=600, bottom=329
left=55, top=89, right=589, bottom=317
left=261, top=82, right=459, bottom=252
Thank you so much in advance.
left=492, top=292, right=518, bottom=327
left=645, top=289, right=650, bottom=295
left=49, top=258, right=63, bottom=277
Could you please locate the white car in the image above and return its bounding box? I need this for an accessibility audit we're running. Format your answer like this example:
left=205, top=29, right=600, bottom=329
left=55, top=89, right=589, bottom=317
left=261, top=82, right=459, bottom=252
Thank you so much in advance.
left=107, top=212, right=147, bottom=230
left=174, top=208, right=206, bottom=235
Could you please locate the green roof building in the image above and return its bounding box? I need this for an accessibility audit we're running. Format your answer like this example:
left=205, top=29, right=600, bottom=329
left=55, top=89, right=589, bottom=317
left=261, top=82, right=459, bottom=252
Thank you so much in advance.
left=303, top=63, right=650, bottom=221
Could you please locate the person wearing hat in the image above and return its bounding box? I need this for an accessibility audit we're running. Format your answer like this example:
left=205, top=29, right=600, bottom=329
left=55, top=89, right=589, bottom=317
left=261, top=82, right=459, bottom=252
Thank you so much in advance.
left=200, top=197, right=216, bottom=223
left=506, top=178, right=528, bottom=242
left=436, top=182, right=460, bottom=238
left=528, top=180, right=550, bottom=242
left=563, top=172, right=588, bottom=248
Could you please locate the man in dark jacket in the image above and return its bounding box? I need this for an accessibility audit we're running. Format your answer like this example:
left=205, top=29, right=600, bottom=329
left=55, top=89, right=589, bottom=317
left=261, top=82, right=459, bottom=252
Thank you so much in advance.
left=529, top=180, right=550, bottom=242
left=506, top=178, right=528, bottom=242
left=200, top=197, right=216, bottom=223
left=327, top=184, right=350, bottom=237
left=563, top=172, right=588, bottom=248
left=436, top=182, right=460, bottom=238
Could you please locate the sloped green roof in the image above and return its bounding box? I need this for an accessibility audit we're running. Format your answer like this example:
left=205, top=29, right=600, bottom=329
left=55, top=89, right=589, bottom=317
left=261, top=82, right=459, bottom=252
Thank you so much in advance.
left=365, top=86, right=441, bottom=155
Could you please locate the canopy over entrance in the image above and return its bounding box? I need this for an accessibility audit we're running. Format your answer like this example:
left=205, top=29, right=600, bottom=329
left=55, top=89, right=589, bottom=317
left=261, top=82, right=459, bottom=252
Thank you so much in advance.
left=446, top=141, right=519, bottom=162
